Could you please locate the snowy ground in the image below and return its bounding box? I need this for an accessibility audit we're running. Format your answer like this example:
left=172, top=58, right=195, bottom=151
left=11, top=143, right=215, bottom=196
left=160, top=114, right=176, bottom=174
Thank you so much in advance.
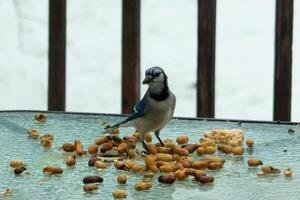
left=0, top=0, right=299, bottom=121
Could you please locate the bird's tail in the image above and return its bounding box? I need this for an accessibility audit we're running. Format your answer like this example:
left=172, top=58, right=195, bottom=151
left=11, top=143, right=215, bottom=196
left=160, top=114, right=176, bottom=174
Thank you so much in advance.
left=102, top=118, right=130, bottom=134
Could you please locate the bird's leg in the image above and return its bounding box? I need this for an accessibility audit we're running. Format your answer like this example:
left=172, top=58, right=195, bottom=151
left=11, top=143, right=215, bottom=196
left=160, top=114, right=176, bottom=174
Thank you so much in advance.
left=142, top=140, right=149, bottom=154
left=155, top=130, right=164, bottom=146
left=139, top=133, right=149, bottom=154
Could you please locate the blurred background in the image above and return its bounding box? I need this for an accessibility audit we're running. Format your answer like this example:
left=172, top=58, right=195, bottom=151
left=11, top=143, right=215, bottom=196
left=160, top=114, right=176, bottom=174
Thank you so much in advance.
left=0, top=0, right=299, bottom=121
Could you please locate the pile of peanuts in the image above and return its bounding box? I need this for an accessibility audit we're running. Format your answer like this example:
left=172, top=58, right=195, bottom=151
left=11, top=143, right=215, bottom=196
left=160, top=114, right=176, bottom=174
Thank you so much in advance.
left=8, top=113, right=293, bottom=199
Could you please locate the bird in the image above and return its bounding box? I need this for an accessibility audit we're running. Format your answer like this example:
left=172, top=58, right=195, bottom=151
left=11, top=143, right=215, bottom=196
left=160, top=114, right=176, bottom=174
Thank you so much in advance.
left=105, top=66, right=176, bottom=153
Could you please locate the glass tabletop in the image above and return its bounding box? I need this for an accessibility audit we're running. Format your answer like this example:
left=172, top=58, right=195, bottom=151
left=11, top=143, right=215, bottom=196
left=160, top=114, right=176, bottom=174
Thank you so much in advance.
left=0, top=111, right=299, bottom=200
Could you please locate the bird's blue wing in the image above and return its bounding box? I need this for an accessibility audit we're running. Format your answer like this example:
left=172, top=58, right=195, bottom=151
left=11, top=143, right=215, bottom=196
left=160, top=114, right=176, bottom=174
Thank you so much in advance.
left=127, top=95, right=148, bottom=121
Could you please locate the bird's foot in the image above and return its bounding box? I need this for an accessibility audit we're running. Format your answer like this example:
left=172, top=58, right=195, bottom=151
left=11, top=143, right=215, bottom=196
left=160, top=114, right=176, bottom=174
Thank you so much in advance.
left=158, top=140, right=165, bottom=147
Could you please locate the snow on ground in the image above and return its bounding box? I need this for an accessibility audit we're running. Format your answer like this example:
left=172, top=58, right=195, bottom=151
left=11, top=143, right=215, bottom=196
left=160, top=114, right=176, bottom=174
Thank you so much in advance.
left=0, top=0, right=299, bottom=121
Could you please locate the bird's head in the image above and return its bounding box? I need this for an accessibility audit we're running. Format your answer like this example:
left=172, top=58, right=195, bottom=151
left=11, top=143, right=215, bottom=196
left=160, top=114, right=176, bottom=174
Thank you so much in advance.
left=142, top=66, right=167, bottom=85
left=142, top=66, right=169, bottom=98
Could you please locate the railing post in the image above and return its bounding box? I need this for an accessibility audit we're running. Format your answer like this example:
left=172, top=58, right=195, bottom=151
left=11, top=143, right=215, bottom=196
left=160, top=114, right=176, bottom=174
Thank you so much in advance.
left=122, top=0, right=141, bottom=114
left=48, top=0, right=66, bottom=111
left=197, top=0, right=216, bottom=118
left=273, top=0, right=293, bottom=121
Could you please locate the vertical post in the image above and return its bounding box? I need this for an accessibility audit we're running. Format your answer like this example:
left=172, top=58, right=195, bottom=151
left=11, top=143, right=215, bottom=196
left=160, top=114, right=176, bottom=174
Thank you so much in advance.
left=48, top=0, right=66, bottom=111
left=122, top=0, right=141, bottom=114
left=274, top=0, right=293, bottom=121
left=197, top=0, right=216, bottom=118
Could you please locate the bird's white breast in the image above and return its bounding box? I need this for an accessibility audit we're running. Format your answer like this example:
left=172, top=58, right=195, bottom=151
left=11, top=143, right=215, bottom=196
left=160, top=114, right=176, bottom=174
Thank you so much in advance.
left=133, top=92, right=176, bottom=134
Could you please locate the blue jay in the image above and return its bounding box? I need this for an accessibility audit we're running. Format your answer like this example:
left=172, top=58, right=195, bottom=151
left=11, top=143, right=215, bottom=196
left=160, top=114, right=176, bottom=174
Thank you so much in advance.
left=106, top=66, right=176, bottom=152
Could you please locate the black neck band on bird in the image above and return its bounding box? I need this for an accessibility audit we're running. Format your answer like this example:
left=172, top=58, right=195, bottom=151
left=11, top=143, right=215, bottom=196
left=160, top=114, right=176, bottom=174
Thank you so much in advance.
left=149, top=74, right=170, bottom=101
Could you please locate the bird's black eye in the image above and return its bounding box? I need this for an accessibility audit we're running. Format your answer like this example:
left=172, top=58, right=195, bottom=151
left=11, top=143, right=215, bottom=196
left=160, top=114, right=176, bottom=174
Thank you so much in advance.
left=153, top=72, right=160, bottom=77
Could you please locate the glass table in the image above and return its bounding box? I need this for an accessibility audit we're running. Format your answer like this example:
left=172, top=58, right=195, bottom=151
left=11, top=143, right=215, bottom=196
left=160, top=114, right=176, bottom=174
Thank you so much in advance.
left=0, top=111, right=299, bottom=200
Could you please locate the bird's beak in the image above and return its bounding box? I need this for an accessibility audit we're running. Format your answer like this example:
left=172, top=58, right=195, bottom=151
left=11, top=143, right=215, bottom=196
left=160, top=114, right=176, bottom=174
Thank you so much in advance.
left=142, top=76, right=153, bottom=84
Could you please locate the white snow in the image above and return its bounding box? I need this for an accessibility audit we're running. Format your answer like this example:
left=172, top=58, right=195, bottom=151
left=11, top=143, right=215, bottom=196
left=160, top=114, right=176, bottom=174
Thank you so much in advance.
left=0, top=0, right=299, bottom=121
